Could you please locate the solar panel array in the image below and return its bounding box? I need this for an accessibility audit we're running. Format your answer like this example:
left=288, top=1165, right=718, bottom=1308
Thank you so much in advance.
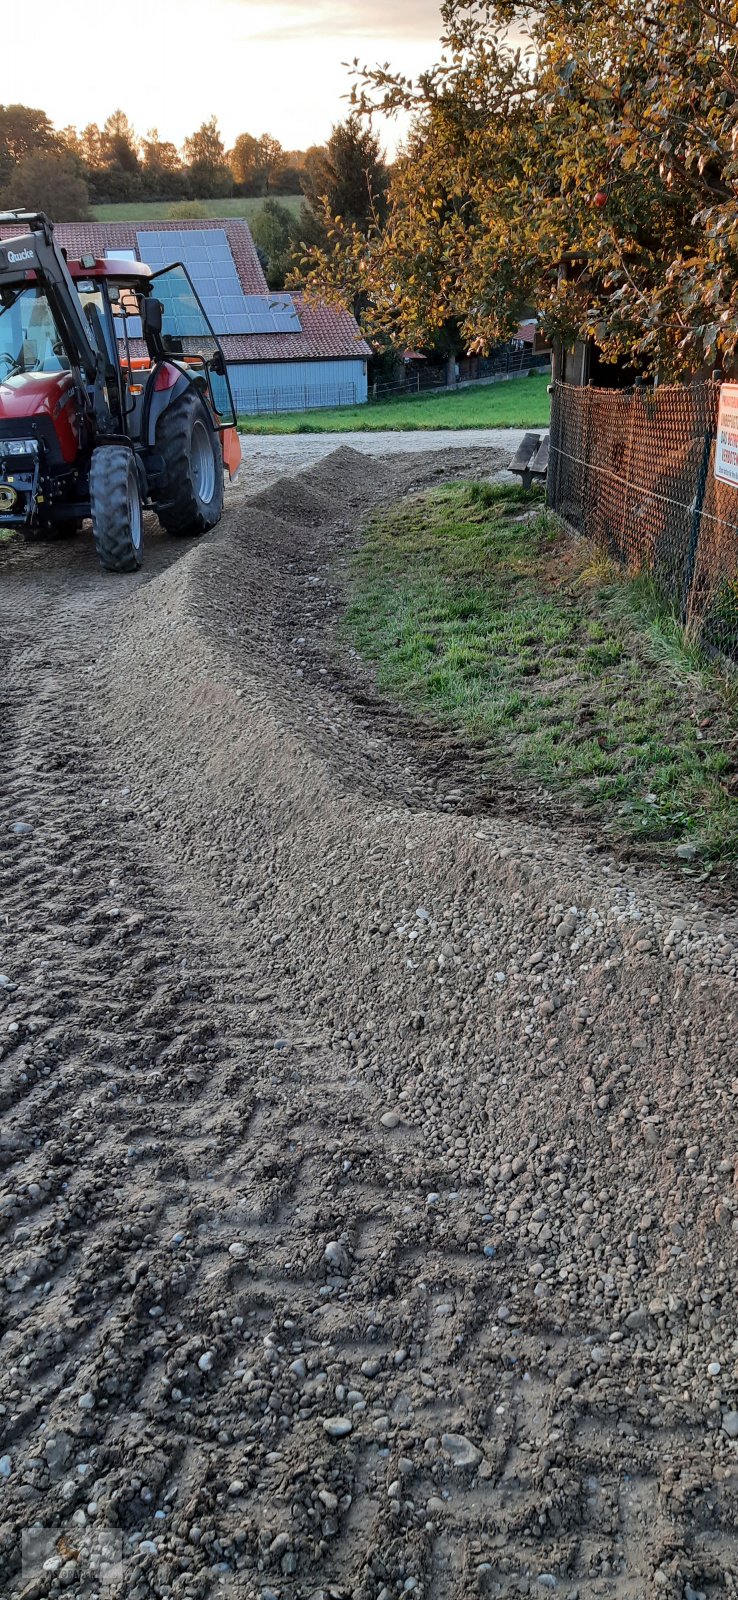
left=136, top=230, right=302, bottom=337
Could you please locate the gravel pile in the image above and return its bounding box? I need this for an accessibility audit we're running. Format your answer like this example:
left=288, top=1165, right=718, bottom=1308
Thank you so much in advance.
left=1, top=445, right=737, bottom=1600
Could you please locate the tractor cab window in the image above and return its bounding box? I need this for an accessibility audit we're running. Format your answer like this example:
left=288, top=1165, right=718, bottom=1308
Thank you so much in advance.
left=75, top=283, right=117, bottom=367
left=149, top=263, right=235, bottom=425
left=0, top=286, right=70, bottom=378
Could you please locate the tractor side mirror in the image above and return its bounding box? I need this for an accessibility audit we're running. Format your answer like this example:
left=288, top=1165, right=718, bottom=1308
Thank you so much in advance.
left=209, top=350, right=225, bottom=376
left=141, top=296, right=163, bottom=336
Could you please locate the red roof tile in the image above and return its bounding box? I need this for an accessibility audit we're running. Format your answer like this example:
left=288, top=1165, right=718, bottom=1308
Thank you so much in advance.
left=222, top=295, right=371, bottom=363
left=0, top=217, right=269, bottom=295
left=0, top=219, right=370, bottom=363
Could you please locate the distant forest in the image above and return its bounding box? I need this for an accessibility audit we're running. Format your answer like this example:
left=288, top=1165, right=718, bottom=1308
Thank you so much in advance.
left=0, top=104, right=389, bottom=289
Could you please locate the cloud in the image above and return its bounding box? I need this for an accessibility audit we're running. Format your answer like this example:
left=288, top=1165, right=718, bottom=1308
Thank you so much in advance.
left=237, top=0, right=443, bottom=44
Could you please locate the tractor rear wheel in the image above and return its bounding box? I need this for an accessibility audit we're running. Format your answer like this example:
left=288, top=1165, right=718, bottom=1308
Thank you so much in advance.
left=156, top=391, right=223, bottom=537
left=90, top=447, right=143, bottom=573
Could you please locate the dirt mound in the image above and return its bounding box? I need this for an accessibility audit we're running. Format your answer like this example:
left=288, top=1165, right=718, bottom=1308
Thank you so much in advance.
left=249, top=474, right=336, bottom=526
left=230, top=504, right=293, bottom=547
left=299, top=443, right=400, bottom=506
left=3, top=444, right=738, bottom=1600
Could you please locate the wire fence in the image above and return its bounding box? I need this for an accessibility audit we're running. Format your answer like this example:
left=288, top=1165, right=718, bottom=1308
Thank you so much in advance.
left=233, top=381, right=364, bottom=415
left=548, top=380, right=738, bottom=662
left=371, top=347, right=551, bottom=401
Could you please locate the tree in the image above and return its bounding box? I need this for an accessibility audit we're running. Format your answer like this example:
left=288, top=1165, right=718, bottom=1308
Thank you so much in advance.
left=141, top=129, right=185, bottom=199
left=301, top=116, right=388, bottom=230
left=250, top=199, right=299, bottom=288
left=1, top=153, right=90, bottom=221
left=300, top=0, right=738, bottom=379
left=230, top=132, right=262, bottom=192
left=101, top=110, right=140, bottom=173
left=230, top=132, right=286, bottom=195
left=77, top=123, right=104, bottom=169
left=256, top=135, right=285, bottom=194
left=0, top=104, right=57, bottom=185
left=141, top=128, right=181, bottom=176
left=183, top=116, right=231, bottom=197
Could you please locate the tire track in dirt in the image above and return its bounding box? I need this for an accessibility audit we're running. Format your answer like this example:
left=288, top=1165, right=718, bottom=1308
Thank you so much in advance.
left=2, top=450, right=738, bottom=1600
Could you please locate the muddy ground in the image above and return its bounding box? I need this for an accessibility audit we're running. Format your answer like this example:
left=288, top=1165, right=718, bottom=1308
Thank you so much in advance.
left=1, top=443, right=738, bottom=1600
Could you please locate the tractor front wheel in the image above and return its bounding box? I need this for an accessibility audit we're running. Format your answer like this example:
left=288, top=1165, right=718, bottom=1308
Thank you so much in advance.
left=90, top=447, right=143, bottom=573
left=156, top=391, right=224, bottom=537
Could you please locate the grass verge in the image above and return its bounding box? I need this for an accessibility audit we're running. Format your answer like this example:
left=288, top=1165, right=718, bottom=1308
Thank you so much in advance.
left=238, top=372, right=551, bottom=434
left=345, top=482, right=738, bottom=871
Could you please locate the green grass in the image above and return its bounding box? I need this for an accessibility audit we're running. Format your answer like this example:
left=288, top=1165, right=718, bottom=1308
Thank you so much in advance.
left=239, top=371, right=551, bottom=434
left=92, top=197, right=304, bottom=223
left=345, top=482, right=738, bottom=871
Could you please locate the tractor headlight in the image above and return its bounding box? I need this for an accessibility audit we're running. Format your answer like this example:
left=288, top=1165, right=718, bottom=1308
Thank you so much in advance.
left=3, top=438, right=39, bottom=455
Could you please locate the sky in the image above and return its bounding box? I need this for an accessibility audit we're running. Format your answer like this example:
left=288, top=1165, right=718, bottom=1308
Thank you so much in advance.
left=11, top=0, right=446, bottom=153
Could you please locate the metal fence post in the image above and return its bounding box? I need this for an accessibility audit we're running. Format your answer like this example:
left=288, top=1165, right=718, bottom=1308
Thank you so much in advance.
left=681, top=377, right=721, bottom=623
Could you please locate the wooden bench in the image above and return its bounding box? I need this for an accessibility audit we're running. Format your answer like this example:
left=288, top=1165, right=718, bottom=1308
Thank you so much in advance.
left=509, top=431, right=550, bottom=489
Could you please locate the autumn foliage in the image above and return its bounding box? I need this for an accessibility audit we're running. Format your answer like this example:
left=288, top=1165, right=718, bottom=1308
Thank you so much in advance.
left=298, top=0, right=738, bottom=379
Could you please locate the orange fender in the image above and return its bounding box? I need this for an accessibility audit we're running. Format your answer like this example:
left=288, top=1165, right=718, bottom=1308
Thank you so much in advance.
left=221, top=425, right=242, bottom=481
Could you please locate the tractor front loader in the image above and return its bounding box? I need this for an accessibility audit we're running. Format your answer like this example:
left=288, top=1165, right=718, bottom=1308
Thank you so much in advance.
left=0, top=211, right=241, bottom=571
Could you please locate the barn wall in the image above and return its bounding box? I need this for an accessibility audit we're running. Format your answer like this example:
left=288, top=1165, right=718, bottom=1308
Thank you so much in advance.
left=228, top=359, right=368, bottom=415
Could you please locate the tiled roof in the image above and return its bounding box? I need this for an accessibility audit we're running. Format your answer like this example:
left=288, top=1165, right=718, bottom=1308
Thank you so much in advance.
left=221, top=295, right=371, bottom=363
left=0, top=217, right=269, bottom=296
left=0, top=217, right=370, bottom=363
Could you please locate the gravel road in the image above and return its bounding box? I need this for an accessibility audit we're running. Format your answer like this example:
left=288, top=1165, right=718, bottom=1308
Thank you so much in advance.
left=238, top=430, right=526, bottom=496
left=1, top=443, right=737, bottom=1600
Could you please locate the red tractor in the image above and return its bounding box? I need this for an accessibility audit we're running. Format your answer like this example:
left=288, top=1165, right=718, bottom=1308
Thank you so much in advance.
left=0, top=210, right=242, bottom=571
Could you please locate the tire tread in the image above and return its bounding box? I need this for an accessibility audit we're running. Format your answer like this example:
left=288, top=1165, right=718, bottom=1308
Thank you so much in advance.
left=90, top=447, right=142, bottom=573
left=155, top=391, right=223, bottom=537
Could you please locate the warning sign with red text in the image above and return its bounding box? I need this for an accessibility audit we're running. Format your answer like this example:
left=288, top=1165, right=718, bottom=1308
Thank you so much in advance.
left=715, top=383, right=738, bottom=487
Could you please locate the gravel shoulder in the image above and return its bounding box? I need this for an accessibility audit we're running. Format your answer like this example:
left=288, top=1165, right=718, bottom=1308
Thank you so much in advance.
left=234, top=429, right=526, bottom=497
left=1, top=443, right=737, bottom=1600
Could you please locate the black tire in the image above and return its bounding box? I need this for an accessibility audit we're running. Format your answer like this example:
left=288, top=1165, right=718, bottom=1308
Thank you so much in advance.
left=155, top=390, right=224, bottom=537
left=90, top=446, right=143, bottom=573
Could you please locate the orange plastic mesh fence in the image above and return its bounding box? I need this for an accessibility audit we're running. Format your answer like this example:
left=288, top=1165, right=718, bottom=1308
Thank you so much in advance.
left=547, top=380, right=738, bottom=659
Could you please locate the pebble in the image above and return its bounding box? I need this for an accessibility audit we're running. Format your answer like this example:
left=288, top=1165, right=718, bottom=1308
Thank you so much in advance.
left=77, top=1392, right=95, bottom=1411
left=322, top=1415, right=353, bottom=1438
left=708, top=1361, right=722, bottom=1376
left=722, top=1411, right=738, bottom=1439
left=361, top=1357, right=382, bottom=1378
left=380, top=1110, right=401, bottom=1129
left=324, top=1239, right=351, bottom=1275
left=45, top=1434, right=71, bottom=1473
left=0, top=1455, right=11, bottom=1478
left=440, top=1432, right=482, bottom=1469
left=197, top=1351, right=215, bottom=1372
left=11, top=821, right=33, bottom=835
left=228, top=1242, right=248, bottom=1259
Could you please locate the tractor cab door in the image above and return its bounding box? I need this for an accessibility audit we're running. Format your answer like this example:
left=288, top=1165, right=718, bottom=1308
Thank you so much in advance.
left=148, top=264, right=236, bottom=427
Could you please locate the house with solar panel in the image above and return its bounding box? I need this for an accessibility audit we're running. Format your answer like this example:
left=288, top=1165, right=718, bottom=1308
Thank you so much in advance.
left=43, top=219, right=371, bottom=415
